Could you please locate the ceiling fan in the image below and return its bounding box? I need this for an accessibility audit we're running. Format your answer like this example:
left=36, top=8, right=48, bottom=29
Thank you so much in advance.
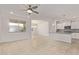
left=24, top=4, right=39, bottom=15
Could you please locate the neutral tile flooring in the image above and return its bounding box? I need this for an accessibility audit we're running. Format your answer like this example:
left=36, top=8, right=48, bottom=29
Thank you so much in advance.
left=0, top=34, right=79, bottom=54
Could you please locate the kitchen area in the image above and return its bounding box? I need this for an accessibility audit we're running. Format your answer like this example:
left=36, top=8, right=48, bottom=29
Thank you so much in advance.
left=50, top=19, right=79, bottom=43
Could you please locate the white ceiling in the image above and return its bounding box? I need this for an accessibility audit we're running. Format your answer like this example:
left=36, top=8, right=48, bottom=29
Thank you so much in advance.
left=32, top=20, right=47, bottom=24
left=1, top=4, right=79, bottom=21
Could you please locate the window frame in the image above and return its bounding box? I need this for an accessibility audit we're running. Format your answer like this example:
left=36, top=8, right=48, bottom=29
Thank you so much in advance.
left=8, top=19, right=26, bottom=33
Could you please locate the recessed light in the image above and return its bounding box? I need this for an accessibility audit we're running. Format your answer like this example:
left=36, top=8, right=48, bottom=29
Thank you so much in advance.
left=10, top=11, right=14, bottom=14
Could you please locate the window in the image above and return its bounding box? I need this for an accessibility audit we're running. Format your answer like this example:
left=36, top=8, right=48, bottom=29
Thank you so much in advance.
left=9, top=20, right=26, bottom=32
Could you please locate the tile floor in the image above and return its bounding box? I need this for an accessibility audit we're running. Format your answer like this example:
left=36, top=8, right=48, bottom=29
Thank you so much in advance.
left=0, top=34, right=79, bottom=54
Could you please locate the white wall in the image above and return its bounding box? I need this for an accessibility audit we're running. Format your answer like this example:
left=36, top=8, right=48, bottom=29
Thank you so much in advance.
left=37, top=21, right=49, bottom=36
left=0, top=12, right=2, bottom=41
left=49, top=21, right=56, bottom=33
left=71, top=21, right=79, bottom=29
left=0, top=5, right=31, bottom=42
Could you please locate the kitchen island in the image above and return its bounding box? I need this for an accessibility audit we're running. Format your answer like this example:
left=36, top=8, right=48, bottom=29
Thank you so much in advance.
left=51, top=32, right=72, bottom=43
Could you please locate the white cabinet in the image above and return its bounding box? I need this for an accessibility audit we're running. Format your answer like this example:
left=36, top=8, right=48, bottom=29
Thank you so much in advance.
left=71, top=22, right=79, bottom=29
left=72, top=33, right=79, bottom=39
left=52, top=33, right=72, bottom=43
left=56, top=21, right=71, bottom=29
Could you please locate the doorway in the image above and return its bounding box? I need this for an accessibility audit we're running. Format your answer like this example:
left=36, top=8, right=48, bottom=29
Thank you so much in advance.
left=31, top=20, right=49, bottom=37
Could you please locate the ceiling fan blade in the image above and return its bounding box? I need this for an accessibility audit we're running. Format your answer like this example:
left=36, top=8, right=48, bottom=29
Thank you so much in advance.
left=32, top=10, right=39, bottom=14
left=32, top=6, right=38, bottom=9
left=29, top=5, right=32, bottom=8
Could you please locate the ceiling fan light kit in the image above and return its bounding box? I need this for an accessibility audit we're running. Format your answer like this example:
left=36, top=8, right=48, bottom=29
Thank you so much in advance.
left=24, top=5, right=39, bottom=15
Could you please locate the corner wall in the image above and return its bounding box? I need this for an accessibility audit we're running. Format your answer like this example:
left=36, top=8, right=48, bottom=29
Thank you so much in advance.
left=37, top=21, right=49, bottom=36
left=0, top=8, right=31, bottom=42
